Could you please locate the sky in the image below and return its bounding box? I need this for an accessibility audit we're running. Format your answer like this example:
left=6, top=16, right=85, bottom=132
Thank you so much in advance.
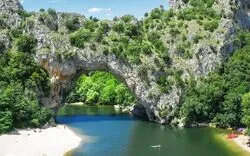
left=19, top=0, right=169, bottom=19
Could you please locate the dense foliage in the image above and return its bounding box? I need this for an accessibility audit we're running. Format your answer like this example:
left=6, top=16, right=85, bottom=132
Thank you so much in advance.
left=242, top=93, right=250, bottom=129
left=0, top=33, right=52, bottom=134
left=68, top=0, right=220, bottom=62
left=66, top=71, right=135, bottom=106
left=67, top=0, right=221, bottom=93
left=180, top=33, right=250, bottom=128
left=65, top=16, right=80, bottom=32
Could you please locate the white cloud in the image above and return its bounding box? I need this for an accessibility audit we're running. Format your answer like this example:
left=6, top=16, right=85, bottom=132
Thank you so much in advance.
left=48, top=0, right=67, bottom=3
left=88, top=7, right=112, bottom=13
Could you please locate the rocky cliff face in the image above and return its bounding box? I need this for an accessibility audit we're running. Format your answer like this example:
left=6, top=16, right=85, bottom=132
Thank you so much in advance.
left=1, top=0, right=249, bottom=124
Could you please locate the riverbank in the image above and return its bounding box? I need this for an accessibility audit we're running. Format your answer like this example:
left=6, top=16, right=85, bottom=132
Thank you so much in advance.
left=215, top=132, right=250, bottom=156
left=66, top=102, right=85, bottom=106
left=233, top=135, right=250, bottom=153
left=0, top=125, right=85, bottom=156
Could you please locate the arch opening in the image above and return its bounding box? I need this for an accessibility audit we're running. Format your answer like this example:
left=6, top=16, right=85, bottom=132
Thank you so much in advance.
left=57, top=70, right=149, bottom=120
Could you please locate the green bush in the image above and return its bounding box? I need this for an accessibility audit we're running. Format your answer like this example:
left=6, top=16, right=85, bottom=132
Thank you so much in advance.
left=98, top=21, right=110, bottom=34
left=86, top=90, right=99, bottom=104
left=40, top=8, right=45, bottom=12
left=169, top=28, right=181, bottom=37
left=0, top=111, right=13, bottom=133
left=70, top=28, right=92, bottom=48
left=204, top=20, right=219, bottom=32
left=15, top=35, right=37, bottom=53
left=150, top=8, right=164, bottom=19
left=65, top=16, right=80, bottom=32
left=84, top=19, right=98, bottom=31
left=190, top=0, right=215, bottom=7
left=9, top=28, right=22, bottom=39
left=121, top=15, right=135, bottom=23
left=0, top=42, right=5, bottom=53
left=242, top=92, right=250, bottom=128
left=125, top=23, right=141, bottom=38
left=47, top=8, right=57, bottom=18
left=17, top=10, right=32, bottom=19
left=112, top=22, right=125, bottom=33
left=163, top=8, right=174, bottom=20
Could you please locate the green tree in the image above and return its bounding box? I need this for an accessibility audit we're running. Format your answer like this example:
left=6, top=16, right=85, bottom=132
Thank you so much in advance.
left=0, top=111, right=13, bottom=133
left=180, top=32, right=250, bottom=127
left=65, top=16, right=80, bottom=32
left=15, top=35, right=37, bottom=53
left=86, top=90, right=99, bottom=104
left=70, top=28, right=92, bottom=48
left=242, top=93, right=250, bottom=127
left=66, top=71, right=135, bottom=106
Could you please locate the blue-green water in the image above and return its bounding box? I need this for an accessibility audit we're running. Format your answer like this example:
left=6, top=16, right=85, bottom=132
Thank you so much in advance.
left=56, top=105, right=245, bottom=156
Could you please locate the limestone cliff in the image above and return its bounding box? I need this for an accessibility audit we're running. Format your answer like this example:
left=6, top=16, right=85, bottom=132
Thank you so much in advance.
left=0, top=0, right=249, bottom=124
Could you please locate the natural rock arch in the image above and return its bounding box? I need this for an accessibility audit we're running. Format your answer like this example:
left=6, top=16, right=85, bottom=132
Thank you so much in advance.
left=2, top=0, right=249, bottom=124
left=38, top=48, right=181, bottom=123
left=0, top=0, right=182, bottom=124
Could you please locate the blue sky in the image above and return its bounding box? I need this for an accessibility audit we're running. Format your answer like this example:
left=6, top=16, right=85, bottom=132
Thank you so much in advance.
left=19, top=0, right=169, bottom=19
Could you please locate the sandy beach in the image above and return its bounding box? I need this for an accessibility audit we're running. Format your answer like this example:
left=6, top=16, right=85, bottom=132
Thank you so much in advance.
left=233, top=135, right=250, bottom=153
left=0, top=125, right=85, bottom=156
left=66, top=102, right=85, bottom=106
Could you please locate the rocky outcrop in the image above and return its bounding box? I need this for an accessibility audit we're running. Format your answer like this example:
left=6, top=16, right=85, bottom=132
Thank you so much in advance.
left=0, top=0, right=23, bottom=28
left=37, top=44, right=182, bottom=123
left=235, top=0, right=250, bottom=29
left=1, top=0, right=249, bottom=124
left=0, top=0, right=22, bottom=11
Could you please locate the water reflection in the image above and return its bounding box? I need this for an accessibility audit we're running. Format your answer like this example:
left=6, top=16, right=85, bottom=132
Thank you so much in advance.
left=126, top=122, right=233, bottom=156
left=57, top=105, right=245, bottom=156
left=57, top=105, right=123, bottom=116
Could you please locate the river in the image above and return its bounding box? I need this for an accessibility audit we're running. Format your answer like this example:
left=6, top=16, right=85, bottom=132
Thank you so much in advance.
left=56, top=105, right=248, bottom=156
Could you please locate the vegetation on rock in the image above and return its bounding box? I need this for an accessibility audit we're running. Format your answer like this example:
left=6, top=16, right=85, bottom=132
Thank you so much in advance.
left=0, top=32, right=52, bottom=134
left=66, top=71, right=135, bottom=106
left=180, top=32, right=250, bottom=128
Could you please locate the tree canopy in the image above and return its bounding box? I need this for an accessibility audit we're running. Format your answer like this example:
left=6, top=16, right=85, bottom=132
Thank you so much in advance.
left=66, top=71, right=136, bottom=106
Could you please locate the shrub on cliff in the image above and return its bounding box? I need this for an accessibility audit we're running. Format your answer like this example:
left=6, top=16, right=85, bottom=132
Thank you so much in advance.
left=65, top=16, right=80, bottom=32
left=70, top=28, right=92, bottom=48
left=112, top=22, right=125, bottom=33
left=150, top=8, right=164, bottom=19
left=203, top=20, right=219, bottom=32
left=47, top=8, right=57, bottom=18
left=190, top=0, right=215, bottom=8
left=15, top=35, right=37, bottom=53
